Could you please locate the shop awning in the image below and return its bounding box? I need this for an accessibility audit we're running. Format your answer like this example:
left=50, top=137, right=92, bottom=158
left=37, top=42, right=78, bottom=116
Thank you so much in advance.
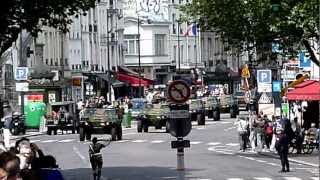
left=116, top=73, right=153, bottom=87
left=287, top=80, right=320, bottom=101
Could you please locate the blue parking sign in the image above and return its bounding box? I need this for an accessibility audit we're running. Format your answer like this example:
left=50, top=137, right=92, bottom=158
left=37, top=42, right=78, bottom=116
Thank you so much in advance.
left=15, top=67, right=28, bottom=81
left=299, top=52, right=311, bottom=68
left=257, top=70, right=272, bottom=84
left=272, top=81, right=281, bottom=92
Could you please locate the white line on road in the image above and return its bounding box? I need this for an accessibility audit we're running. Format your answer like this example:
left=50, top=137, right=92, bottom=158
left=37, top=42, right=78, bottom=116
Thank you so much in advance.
left=266, top=162, right=279, bottom=166
left=196, top=127, right=206, bottom=130
left=310, top=177, right=320, bottom=180
left=283, top=177, right=302, bottom=180
left=151, top=140, right=165, bottom=144
left=206, top=142, right=221, bottom=146
left=255, top=160, right=267, bottom=163
left=30, top=140, right=41, bottom=143
left=132, top=140, right=147, bottom=143
left=40, top=140, right=58, bottom=143
left=122, top=132, right=137, bottom=136
left=224, top=126, right=236, bottom=131
left=190, top=141, right=203, bottom=145
left=116, top=140, right=130, bottom=143
left=227, top=178, right=244, bottom=180
left=73, top=146, right=86, bottom=162
left=220, top=121, right=233, bottom=124
left=59, top=139, right=75, bottom=143
left=242, top=156, right=255, bottom=161
left=226, top=143, right=239, bottom=147
left=253, top=178, right=273, bottom=180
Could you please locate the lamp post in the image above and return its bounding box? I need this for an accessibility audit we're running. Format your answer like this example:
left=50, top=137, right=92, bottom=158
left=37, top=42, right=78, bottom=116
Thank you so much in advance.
left=137, top=15, right=142, bottom=98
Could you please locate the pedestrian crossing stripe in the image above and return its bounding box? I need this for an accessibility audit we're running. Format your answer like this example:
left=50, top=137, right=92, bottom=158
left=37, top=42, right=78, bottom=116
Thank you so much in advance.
left=59, top=139, right=75, bottom=143
left=131, top=140, right=147, bottom=143
left=150, top=140, right=164, bottom=143
left=190, top=141, right=202, bottom=145
left=41, top=140, right=58, bottom=143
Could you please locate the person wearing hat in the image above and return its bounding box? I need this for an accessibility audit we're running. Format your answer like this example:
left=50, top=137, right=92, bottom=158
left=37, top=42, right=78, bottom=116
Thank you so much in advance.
left=89, top=137, right=111, bottom=180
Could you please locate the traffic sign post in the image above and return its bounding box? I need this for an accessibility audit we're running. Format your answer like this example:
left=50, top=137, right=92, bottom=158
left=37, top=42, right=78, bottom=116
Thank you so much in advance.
left=257, top=70, right=272, bottom=84
left=167, top=80, right=192, bottom=171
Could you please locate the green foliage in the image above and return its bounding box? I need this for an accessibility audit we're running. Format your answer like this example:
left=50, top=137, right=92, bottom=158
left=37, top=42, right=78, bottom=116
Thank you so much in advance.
left=0, top=0, right=96, bottom=56
left=181, top=0, right=320, bottom=56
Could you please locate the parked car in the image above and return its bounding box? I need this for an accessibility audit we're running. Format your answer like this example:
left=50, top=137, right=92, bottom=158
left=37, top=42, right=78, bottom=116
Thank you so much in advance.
left=189, top=99, right=205, bottom=125
left=136, top=103, right=170, bottom=133
left=130, top=98, right=147, bottom=118
left=79, top=107, right=122, bottom=141
left=46, top=101, right=78, bottom=135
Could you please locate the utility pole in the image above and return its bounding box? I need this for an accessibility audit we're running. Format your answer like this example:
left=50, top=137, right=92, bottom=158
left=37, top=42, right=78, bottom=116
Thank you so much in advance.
left=19, top=32, right=24, bottom=115
left=107, top=9, right=111, bottom=102
left=137, top=15, right=142, bottom=98
left=177, top=21, right=181, bottom=72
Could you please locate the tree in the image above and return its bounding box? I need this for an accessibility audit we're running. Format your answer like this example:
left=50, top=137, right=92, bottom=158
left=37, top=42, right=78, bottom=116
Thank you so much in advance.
left=0, top=0, right=96, bottom=57
left=181, top=0, right=320, bottom=63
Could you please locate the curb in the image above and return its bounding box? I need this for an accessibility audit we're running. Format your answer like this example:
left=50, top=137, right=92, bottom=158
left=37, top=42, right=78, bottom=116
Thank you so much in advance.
left=261, top=152, right=319, bottom=167
left=10, top=132, right=46, bottom=140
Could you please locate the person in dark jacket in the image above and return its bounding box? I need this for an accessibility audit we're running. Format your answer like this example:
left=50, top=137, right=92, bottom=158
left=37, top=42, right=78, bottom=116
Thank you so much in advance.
left=89, top=137, right=110, bottom=180
left=275, top=117, right=293, bottom=172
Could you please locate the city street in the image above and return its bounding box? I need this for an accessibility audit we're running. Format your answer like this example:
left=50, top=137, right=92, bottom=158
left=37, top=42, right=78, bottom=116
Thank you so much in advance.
left=13, top=114, right=319, bottom=180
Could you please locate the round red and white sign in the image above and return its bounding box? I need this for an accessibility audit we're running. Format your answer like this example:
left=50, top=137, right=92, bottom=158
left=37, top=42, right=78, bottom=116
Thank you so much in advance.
left=167, top=80, right=191, bottom=104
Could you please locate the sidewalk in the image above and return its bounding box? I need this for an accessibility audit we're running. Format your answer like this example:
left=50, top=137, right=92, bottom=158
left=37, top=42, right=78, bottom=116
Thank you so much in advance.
left=261, top=150, right=319, bottom=167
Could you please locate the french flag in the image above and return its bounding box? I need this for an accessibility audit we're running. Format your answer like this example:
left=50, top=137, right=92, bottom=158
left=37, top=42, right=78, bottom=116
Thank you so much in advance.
left=184, top=23, right=197, bottom=36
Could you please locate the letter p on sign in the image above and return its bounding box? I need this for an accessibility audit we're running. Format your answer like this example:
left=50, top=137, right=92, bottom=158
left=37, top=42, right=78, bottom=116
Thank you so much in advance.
left=257, top=70, right=272, bottom=84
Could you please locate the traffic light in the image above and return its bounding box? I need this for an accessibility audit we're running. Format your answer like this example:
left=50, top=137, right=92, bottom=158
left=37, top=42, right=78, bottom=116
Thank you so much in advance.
left=26, top=47, right=33, bottom=58
left=271, top=0, right=280, bottom=12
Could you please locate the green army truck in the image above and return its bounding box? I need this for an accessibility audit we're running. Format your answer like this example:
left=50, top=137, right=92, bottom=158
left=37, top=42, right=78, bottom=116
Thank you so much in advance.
left=189, top=99, right=206, bottom=125
left=79, top=107, right=122, bottom=141
left=136, top=103, right=170, bottom=133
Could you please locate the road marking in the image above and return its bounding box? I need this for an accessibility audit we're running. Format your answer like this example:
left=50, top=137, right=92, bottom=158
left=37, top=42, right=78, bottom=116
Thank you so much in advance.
left=41, top=140, right=58, bottom=143
left=116, top=140, right=130, bottom=143
left=59, top=139, right=75, bottom=143
left=151, top=140, right=164, bottom=144
left=132, top=140, right=147, bottom=143
left=255, top=160, right=267, bottom=163
left=224, top=126, right=236, bottom=131
left=190, top=141, right=202, bottom=145
left=283, top=177, right=302, bottom=180
left=123, top=132, right=137, bottom=136
left=227, top=178, right=244, bottom=180
left=266, top=162, right=279, bottom=166
left=30, top=140, right=41, bottom=143
left=72, top=146, right=87, bottom=164
left=221, top=121, right=232, bottom=124
left=226, top=143, right=239, bottom=147
left=253, top=178, right=272, bottom=180
left=213, top=145, right=227, bottom=148
left=243, top=157, right=255, bottom=161
left=196, top=127, right=206, bottom=130
left=310, top=177, right=320, bottom=180
left=206, top=142, right=221, bottom=146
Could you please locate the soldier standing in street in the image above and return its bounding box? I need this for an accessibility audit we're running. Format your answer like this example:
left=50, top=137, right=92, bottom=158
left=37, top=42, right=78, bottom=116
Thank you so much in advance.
left=89, top=137, right=111, bottom=180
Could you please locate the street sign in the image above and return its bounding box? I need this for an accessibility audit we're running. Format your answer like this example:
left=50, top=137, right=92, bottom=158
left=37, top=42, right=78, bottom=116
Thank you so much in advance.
left=168, top=104, right=191, bottom=138
left=258, top=92, right=272, bottom=104
left=15, top=67, right=28, bottom=81
left=299, top=52, right=311, bottom=68
left=171, top=140, right=190, bottom=149
left=167, top=80, right=191, bottom=104
left=169, top=110, right=189, bottom=119
left=15, top=82, right=29, bottom=92
left=272, top=81, right=281, bottom=92
left=257, top=70, right=272, bottom=84
left=257, top=83, right=272, bottom=93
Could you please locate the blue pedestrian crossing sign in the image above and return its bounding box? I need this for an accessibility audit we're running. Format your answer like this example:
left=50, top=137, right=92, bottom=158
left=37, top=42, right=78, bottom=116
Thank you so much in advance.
left=272, top=81, right=281, bottom=92
left=15, top=67, right=28, bottom=81
left=257, top=70, right=272, bottom=84
left=299, top=52, right=311, bottom=68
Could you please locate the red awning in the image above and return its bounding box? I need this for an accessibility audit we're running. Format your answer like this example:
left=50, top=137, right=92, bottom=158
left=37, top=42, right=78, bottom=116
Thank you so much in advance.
left=116, top=73, right=153, bottom=87
left=287, top=80, right=320, bottom=101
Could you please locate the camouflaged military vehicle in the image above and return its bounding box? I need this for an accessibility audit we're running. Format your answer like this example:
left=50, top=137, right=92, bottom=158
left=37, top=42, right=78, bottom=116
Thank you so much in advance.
left=79, top=107, right=122, bottom=141
left=189, top=99, right=206, bottom=125
left=136, top=103, right=170, bottom=133
left=203, top=96, right=220, bottom=121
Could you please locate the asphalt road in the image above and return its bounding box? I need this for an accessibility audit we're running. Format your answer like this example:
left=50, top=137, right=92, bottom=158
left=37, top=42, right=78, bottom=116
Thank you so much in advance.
left=15, top=114, right=319, bottom=180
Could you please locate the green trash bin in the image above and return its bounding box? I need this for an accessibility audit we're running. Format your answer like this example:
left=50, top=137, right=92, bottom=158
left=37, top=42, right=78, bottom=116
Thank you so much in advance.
left=24, top=102, right=46, bottom=129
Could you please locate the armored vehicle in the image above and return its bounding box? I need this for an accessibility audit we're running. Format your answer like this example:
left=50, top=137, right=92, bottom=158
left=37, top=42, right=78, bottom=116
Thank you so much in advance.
left=46, top=101, right=78, bottom=135
left=189, top=99, right=205, bottom=125
left=136, top=103, right=170, bottom=133
left=79, top=107, right=122, bottom=141
left=204, top=96, right=220, bottom=121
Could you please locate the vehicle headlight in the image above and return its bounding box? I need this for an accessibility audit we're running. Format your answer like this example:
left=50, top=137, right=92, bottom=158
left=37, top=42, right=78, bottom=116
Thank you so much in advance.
left=85, top=122, right=89, bottom=126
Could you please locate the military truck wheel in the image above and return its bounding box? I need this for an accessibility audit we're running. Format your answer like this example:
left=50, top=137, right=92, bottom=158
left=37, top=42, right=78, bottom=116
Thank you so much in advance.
left=117, top=125, right=122, bottom=140
left=213, top=110, right=220, bottom=121
left=79, top=127, right=85, bottom=141
left=165, top=121, right=170, bottom=133
left=137, top=120, right=143, bottom=133
left=143, top=123, right=149, bottom=133
left=53, top=129, right=57, bottom=135
left=155, top=122, right=162, bottom=129
left=207, top=110, right=213, bottom=118
left=230, top=108, right=237, bottom=118
left=86, top=132, right=92, bottom=141
left=197, top=114, right=205, bottom=125
left=111, top=127, right=117, bottom=141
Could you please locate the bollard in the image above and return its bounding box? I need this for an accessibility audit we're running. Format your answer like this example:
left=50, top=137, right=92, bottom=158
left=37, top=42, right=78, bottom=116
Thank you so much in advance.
left=177, top=147, right=185, bottom=171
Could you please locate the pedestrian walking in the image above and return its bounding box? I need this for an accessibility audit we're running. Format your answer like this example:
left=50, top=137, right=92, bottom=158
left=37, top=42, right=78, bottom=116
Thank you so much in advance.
left=264, top=116, right=273, bottom=150
left=234, top=115, right=249, bottom=152
left=249, top=112, right=257, bottom=152
left=255, top=115, right=266, bottom=152
left=275, top=116, right=294, bottom=173
left=89, top=137, right=111, bottom=180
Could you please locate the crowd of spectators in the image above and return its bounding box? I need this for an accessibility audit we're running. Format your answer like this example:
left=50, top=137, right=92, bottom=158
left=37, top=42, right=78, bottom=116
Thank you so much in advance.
left=0, top=137, right=64, bottom=180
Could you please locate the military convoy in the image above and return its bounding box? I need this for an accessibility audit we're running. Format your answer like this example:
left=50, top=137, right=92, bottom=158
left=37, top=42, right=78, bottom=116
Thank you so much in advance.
left=79, top=107, right=122, bottom=141
left=188, top=99, right=206, bottom=125
left=204, top=96, right=220, bottom=121
left=136, top=103, right=170, bottom=133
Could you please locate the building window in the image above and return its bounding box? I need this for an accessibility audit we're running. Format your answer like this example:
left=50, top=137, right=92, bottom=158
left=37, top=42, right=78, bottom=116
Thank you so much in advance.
left=45, top=59, right=48, bottom=65
left=124, top=35, right=139, bottom=55
left=188, top=45, right=191, bottom=61
left=155, top=34, right=166, bottom=55
left=172, top=14, right=176, bottom=34
left=208, top=38, right=212, bottom=58
left=72, top=65, right=75, bottom=69
left=194, top=45, right=197, bottom=62
left=180, top=45, right=184, bottom=63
